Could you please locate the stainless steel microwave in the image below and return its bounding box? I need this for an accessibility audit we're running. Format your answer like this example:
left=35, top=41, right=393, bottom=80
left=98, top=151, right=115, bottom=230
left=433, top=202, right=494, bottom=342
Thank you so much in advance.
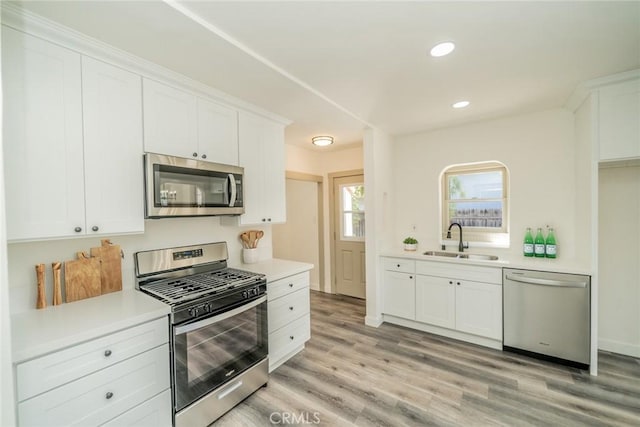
left=144, top=153, right=244, bottom=218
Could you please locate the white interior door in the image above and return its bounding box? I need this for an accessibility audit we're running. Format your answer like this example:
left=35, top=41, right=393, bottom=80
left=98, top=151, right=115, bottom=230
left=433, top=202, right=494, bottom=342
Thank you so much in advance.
left=333, top=175, right=366, bottom=299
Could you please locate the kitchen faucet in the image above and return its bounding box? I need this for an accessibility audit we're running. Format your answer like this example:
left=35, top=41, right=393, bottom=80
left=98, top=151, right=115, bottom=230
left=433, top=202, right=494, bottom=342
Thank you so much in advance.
left=446, top=222, right=469, bottom=252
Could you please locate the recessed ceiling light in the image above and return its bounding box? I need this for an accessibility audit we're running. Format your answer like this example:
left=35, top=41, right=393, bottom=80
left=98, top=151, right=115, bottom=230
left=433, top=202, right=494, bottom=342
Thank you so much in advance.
left=452, top=101, right=470, bottom=109
left=430, top=41, right=455, bottom=57
left=312, top=136, right=334, bottom=146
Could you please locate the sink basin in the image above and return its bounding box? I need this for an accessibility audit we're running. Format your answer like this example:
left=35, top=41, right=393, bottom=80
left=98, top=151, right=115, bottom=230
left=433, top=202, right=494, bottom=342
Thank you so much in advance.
left=422, top=251, right=460, bottom=258
left=423, top=251, right=499, bottom=261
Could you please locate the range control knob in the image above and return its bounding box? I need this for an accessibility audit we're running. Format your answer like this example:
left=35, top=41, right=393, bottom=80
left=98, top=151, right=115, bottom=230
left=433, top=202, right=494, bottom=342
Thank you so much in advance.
left=188, top=307, right=199, bottom=317
left=202, top=303, right=212, bottom=313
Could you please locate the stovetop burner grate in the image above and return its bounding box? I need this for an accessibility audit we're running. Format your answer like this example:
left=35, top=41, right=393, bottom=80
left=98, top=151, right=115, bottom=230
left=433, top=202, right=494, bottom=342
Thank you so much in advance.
left=140, top=267, right=264, bottom=305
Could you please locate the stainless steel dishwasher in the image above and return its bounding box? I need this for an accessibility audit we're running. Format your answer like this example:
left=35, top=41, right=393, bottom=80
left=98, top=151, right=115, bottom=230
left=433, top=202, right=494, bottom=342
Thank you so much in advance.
left=503, top=268, right=590, bottom=369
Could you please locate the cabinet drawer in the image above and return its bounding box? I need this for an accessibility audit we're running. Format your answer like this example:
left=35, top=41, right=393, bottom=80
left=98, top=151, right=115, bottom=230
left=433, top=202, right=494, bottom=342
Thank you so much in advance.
left=18, top=344, right=170, bottom=427
left=415, top=261, right=502, bottom=284
left=17, top=317, right=168, bottom=402
left=269, top=313, right=310, bottom=363
left=101, top=389, right=171, bottom=427
left=268, top=272, right=310, bottom=301
left=268, top=288, right=310, bottom=332
left=383, top=257, right=415, bottom=273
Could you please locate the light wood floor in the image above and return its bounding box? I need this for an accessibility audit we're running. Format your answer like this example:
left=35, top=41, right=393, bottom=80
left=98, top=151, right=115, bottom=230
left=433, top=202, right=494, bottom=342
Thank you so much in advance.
left=216, top=291, right=640, bottom=426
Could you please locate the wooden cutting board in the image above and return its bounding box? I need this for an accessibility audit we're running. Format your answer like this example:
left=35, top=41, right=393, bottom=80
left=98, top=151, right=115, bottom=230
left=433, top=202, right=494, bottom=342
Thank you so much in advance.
left=90, top=239, right=122, bottom=295
left=65, top=252, right=101, bottom=303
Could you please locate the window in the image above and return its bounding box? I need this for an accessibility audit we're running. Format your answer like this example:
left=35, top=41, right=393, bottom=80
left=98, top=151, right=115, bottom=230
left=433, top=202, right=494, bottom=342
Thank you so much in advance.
left=340, top=184, right=365, bottom=241
left=442, top=162, right=509, bottom=246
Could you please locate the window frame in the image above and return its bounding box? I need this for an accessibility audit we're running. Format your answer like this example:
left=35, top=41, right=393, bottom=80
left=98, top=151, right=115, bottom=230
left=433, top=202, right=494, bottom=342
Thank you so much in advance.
left=339, top=183, right=365, bottom=242
left=441, top=161, right=510, bottom=247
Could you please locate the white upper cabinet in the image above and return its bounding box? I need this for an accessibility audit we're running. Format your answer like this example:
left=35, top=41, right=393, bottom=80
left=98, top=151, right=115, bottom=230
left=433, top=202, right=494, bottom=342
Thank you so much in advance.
left=3, top=27, right=85, bottom=241
left=142, top=78, right=239, bottom=164
left=197, top=97, right=239, bottom=165
left=236, top=111, right=286, bottom=225
left=598, top=78, right=640, bottom=161
left=2, top=27, right=144, bottom=241
left=82, top=57, right=144, bottom=235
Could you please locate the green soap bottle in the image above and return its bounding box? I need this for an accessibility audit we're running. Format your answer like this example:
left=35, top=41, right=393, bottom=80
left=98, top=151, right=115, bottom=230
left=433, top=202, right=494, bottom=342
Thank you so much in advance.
left=523, top=228, right=534, bottom=257
left=534, top=228, right=545, bottom=257
left=545, top=228, right=557, bottom=258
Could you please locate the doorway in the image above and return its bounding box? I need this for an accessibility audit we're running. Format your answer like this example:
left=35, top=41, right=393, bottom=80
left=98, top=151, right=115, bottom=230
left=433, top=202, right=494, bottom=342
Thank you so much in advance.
left=330, top=171, right=365, bottom=299
left=272, top=172, right=324, bottom=291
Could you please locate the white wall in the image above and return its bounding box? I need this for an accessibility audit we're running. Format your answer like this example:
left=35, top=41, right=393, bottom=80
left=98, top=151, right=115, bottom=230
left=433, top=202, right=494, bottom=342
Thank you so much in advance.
left=272, top=179, right=321, bottom=290
left=392, top=108, right=587, bottom=268
left=0, top=19, right=17, bottom=425
left=599, top=163, right=640, bottom=357
left=7, top=219, right=271, bottom=314
left=364, top=128, right=394, bottom=326
left=285, top=143, right=364, bottom=292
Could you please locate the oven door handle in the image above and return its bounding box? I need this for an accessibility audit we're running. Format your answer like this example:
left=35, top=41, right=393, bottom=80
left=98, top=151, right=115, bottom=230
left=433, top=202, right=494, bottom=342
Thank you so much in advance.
left=175, top=295, right=266, bottom=335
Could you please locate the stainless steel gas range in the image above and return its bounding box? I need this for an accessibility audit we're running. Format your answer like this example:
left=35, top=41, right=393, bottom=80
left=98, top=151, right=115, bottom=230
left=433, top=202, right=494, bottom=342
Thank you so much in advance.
left=135, top=242, right=268, bottom=427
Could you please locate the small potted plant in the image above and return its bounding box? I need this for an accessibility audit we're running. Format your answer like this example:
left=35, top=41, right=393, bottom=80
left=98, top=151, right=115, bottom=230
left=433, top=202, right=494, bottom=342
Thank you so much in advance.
left=403, top=237, right=418, bottom=251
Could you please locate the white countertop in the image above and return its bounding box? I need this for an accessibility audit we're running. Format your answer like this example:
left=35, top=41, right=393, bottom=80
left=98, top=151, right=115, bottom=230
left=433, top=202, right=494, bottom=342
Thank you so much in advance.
left=232, top=258, right=314, bottom=282
left=11, top=290, right=170, bottom=364
left=381, top=250, right=591, bottom=276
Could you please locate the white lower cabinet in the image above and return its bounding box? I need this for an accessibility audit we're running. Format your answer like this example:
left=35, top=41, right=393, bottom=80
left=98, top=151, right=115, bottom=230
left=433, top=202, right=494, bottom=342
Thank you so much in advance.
left=381, top=257, right=503, bottom=347
left=268, top=271, right=311, bottom=372
left=15, top=318, right=171, bottom=427
left=101, top=389, right=172, bottom=427
left=415, top=275, right=455, bottom=328
left=382, top=270, right=416, bottom=320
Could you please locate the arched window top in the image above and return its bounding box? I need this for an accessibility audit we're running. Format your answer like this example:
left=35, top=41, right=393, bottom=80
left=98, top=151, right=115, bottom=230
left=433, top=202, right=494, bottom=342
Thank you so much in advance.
left=441, top=161, right=510, bottom=246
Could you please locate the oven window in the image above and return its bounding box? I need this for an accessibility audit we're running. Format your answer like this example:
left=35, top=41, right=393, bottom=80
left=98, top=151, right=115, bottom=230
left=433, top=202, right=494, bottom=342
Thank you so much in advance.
left=173, top=300, right=267, bottom=411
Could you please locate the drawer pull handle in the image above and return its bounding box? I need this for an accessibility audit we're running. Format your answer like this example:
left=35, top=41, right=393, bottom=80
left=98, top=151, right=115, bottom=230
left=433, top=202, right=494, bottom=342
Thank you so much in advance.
left=106, top=392, right=114, bottom=400
left=290, top=335, right=294, bottom=340
left=104, top=349, right=112, bottom=357
left=289, top=283, right=293, bottom=288
left=289, top=306, right=294, bottom=311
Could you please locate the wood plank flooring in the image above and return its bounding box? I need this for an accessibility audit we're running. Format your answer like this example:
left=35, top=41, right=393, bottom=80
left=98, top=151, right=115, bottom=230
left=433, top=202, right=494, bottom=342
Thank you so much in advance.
left=215, top=291, right=640, bottom=426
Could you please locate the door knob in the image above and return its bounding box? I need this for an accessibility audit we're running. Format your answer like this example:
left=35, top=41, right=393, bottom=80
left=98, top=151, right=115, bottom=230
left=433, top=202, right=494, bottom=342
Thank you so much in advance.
left=74, top=227, right=82, bottom=233
left=92, top=226, right=99, bottom=232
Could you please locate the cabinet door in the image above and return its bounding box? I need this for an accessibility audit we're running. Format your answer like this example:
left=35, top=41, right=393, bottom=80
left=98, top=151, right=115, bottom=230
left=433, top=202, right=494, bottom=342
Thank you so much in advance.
left=82, top=57, right=144, bottom=235
left=197, top=97, right=239, bottom=165
left=599, top=79, right=640, bottom=161
left=382, top=271, right=415, bottom=320
left=142, top=78, right=197, bottom=158
left=2, top=27, right=85, bottom=240
left=238, top=111, right=286, bottom=225
left=415, top=275, right=455, bottom=329
left=455, top=281, right=502, bottom=340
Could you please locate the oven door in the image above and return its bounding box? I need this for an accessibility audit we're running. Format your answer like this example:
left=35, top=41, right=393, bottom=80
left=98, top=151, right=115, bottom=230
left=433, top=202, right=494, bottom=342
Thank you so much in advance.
left=172, top=295, right=267, bottom=412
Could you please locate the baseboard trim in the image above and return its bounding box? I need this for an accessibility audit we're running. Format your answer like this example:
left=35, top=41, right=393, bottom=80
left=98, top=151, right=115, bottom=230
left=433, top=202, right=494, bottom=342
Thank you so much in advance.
left=599, top=338, right=640, bottom=358
left=364, top=315, right=383, bottom=328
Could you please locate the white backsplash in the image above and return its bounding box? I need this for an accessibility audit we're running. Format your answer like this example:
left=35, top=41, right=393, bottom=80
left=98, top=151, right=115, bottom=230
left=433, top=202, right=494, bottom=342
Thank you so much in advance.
left=8, top=217, right=272, bottom=314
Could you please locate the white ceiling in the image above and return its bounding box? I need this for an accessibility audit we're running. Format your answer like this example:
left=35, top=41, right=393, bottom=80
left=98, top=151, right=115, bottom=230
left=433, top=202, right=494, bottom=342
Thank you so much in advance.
left=10, top=1, right=640, bottom=150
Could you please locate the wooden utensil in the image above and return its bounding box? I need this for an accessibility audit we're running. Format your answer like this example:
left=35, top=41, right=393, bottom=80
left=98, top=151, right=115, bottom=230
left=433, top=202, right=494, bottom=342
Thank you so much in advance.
left=90, top=239, right=122, bottom=295
left=65, top=252, right=101, bottom=303
left=35, top=264, right=46, bottom=309
left=52, top=262, right=62, bottom=306
left=248, top=230, right=258, bottom=249
left=240, top=232, right=251, bottom=249
left=254, top=230, right=264, bottom=248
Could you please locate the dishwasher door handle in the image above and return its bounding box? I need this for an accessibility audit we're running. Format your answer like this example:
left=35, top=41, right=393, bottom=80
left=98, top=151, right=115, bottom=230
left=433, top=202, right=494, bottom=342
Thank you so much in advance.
left=505, top=274, right=587, bottom=288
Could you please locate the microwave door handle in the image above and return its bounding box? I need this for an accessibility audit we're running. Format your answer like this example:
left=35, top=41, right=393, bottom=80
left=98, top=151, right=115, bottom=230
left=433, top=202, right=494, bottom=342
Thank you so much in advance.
left=227, top=173, right=237, bottom=207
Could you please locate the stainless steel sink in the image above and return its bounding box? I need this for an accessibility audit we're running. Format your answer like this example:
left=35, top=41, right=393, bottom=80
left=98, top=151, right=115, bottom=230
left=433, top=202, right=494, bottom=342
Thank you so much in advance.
left=422, top=251, right=460, bottom=258
left=423, top=251, right=499, bottom=261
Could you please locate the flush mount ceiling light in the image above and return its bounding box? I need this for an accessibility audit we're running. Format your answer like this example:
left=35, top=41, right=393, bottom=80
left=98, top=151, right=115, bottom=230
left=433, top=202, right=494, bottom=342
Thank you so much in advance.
left=430, top=41, right=456, bottom=57
left=312, top=136, right=334, bottom=147
left=452, top=100, right=470, bottom=109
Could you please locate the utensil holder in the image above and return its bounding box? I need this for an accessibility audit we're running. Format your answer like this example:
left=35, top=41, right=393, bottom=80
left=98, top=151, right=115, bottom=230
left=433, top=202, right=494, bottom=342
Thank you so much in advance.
left=243, top=248, right=258, bottom=264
